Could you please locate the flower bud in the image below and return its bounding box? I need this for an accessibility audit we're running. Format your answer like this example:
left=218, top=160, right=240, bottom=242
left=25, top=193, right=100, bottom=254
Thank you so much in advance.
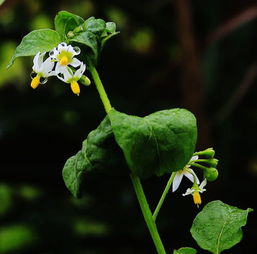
left=194, top=147, right=215, bottom=158
left=204, top=167, right=218, bottom=182
left=80, top=75, right=91, bottom=86
left=67, top=31, right=75, bottom=38
left=205, top=158, right=219, bottom=167
left=73, top=26, right=83, bottom=33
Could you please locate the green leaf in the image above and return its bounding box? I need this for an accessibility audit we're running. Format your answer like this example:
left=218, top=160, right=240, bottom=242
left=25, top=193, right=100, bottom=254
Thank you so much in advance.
left=62, top=116, right=126, bottom=198
left=54, top=11, right=84, bottom=41
left=7, top=29, right=61, bottom=68
left=190, top=200, right=253, bottom=254
left=83, top=18, right=106, bottom=35
left=70, top=31, right=98, bottom=59
left=106, top=22, right=116, bottom=33
left=173, top=247, right=197, bottom=254
left=108, top=108, right=197, bottom=178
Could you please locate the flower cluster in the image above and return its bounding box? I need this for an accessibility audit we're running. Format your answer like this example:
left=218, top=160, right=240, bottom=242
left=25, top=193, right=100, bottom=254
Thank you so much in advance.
left=172, top=148, right=218, bottom=206
left=30, top=42, right=88, bottom=95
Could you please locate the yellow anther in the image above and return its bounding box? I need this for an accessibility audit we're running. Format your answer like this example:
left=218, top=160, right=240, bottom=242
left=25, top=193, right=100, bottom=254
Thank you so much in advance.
left=193, top=191, right=201, bottom=206
left=70, top=81, right=80, bottom=95
left=31, top=75, right=40, bottom=89
left=60, top=55, right=69, bottom=66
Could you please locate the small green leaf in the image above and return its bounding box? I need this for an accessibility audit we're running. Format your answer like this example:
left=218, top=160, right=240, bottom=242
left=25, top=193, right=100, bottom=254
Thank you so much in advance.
left=108, top=108, right=197, bottom=178
left=191, top=200, right=253, bottom=254
left=83, top=18, right=106, bottom=35
left=173, top=247, right=197, bottom=254
left=7, top=29, right=61, bottom=68
left=62, top=116, right=126, bottom=198
left=54, top=11, right=84, bottom=41
left=106, top=22, right=116, bottom=33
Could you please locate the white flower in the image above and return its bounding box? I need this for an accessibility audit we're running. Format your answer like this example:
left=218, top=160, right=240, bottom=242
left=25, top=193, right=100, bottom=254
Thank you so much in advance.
left=182, top=179, right=207, bottom=206
left=30, top=52, right=55, bottom=89
left=49, top=42, right=82, bottom=74
left=56, top=63, right=86, bottom=95
left=172, top=155, right=200, bottom=192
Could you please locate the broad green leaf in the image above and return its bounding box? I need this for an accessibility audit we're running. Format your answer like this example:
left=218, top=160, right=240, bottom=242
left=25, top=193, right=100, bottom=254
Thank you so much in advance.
left=70, top=31, right=98, bottom=61
left=62, top=116, right=126, bottom=198
left=190, top=200, right=253, bottom=254
left=7, top=29, right=61, bottom=68
left=173, top=247, right=197, bottom=254
left=54, top=11, right=84, bottom=41
left=108, top=108, right=197, bottom=178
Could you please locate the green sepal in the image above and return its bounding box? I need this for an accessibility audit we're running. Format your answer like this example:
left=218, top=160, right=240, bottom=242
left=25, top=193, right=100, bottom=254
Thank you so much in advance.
left=54, top=11, right=84, bottom=41
left=7, top=29, right=61, bottom=68
left=190, top=200, right=253, bottom=254
left=173, top=247, right=197, bottom=254
left=108, top=108, right=197, bottom=178
left=62, top=116, right=127, bottom=198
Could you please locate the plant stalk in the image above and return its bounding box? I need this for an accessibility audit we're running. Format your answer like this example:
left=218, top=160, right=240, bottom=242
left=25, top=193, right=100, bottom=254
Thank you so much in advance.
left=90, top=67, right=112, bottom=113
left=153, top=172, right=176, bottom=221
left=130, top=174, right=166, bottom=254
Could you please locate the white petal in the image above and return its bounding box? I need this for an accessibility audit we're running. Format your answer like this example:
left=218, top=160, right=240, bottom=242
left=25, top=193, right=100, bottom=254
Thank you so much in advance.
left=199, top=179, right=207, bottom=189
left=56, top=65, right=72, bottom=82
left=182, top=188, right=193, bottom=196
left=70, top=58, right=82, bottom=68
left=33, top=52, right=45, bottom=72
left=74, top=63, right=86, bottom=78
left=190, top=155, right=199, bottom=161
left=187, top=169, right=200, bottom=184
left=58, top=42, right=67, bottom=51
left=184, top=171, right=195, bottom=183
left=172, top=172, right=183, bottom=192
left=41, top=57, right=55, bottom=77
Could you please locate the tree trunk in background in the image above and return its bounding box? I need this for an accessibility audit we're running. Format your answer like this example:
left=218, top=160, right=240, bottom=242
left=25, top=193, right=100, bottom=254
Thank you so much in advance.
left=175, top=0, right=211, bottom=148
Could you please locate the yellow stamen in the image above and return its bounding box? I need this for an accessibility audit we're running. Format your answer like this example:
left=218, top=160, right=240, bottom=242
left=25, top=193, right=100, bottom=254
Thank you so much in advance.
left=60, top=55, right=69, bottom=66
left=31, top=75, right=40, bottom=89
left=70, top=81, right=80, bottom=95
left=193, top=191, right=201, bottom=205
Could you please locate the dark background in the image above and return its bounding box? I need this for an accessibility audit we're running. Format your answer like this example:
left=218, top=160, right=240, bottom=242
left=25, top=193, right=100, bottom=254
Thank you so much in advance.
left=0, top=0, right=256, bottom=253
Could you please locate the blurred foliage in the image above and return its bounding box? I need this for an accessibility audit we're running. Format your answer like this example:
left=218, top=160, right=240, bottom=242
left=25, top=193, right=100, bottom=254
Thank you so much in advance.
left=0, top=0, right=256, bottom=253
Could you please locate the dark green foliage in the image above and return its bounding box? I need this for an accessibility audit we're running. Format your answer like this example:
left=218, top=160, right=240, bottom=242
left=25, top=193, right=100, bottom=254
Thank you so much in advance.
left=62, top=116, right=127, bottom=198
left=108, top=108, right=197, bottom=178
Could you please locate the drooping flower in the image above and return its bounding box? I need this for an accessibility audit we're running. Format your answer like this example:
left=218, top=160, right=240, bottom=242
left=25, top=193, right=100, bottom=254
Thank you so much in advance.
left=182, top=179, right=207, bottom=206
left=49, top=42, right=81, bottom=74
left=172, top=155, right=200, bottom=192
left=30, top=52, right=55, bottom=89
left=56, top=63, right=86, bottom=95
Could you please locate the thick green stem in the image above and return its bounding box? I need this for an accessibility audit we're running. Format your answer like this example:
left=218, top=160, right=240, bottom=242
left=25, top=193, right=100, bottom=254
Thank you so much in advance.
left=90, top=66, right=166, bottom=253
left=130, top=174, right=166, bottom=254
left=153, top=172, right=176, bottom=221
left=90, top=67, right=112, bottom=113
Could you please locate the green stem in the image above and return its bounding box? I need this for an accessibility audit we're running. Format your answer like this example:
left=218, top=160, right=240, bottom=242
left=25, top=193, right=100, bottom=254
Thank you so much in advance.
left=90, top=67, right=112, bottom=113
left=153, top=172, right=176, bottom=221
left=90, top=66, right=166, bottom=253
left=130, top=174, right=166, bottom=254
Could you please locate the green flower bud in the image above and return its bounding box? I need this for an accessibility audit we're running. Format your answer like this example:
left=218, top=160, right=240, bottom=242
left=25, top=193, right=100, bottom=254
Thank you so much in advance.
left=194, top=147, right=215, bottom=158
left=205, top=158, right=219, bottom=167
left=67, top=31, right=75, bottom=38
left=79, top=75, right=91, bottom=86
left=204, top=167, right=218, bottom=182
left=73, top=25, right=83, bottom=33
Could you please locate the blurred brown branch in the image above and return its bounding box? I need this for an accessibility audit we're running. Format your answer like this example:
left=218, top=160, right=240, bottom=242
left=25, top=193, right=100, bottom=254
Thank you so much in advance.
left=207, top=5, right=257, bottom=44
left=216, top=63, right=257, bottom=124
left=175, top=0, right=210, bottom=148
